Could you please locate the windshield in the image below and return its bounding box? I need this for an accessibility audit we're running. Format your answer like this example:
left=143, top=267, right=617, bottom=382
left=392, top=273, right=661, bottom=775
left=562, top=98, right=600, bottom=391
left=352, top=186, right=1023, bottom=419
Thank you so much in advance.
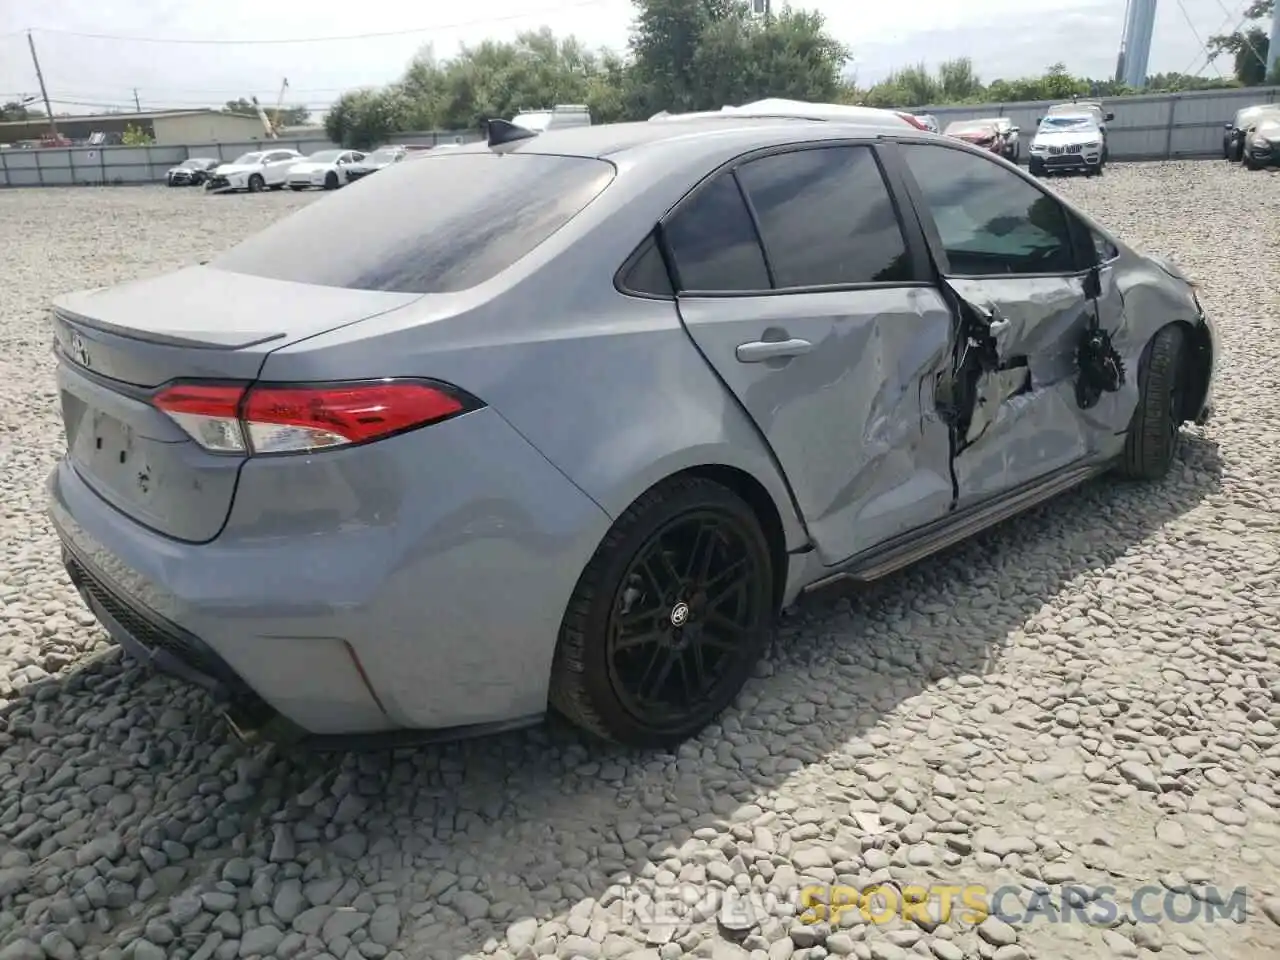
left=177, top=159, right=202, bottom=169
left=211, top=153, right=616, bottom=295
left=369, top=148, right=400, bottom=162
left=306, top=150, right=343, bottom=163
left=1040, top=116, right=1096, bottom=132
left=231, top=152, right=263, bottom=164
left=946, top=122, right=995, bottom=136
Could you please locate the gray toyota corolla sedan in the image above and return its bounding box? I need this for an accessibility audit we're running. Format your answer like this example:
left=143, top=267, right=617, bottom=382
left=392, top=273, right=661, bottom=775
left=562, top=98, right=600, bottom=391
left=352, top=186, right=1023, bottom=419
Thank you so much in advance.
left=48, top=115, right=1217, bottom=749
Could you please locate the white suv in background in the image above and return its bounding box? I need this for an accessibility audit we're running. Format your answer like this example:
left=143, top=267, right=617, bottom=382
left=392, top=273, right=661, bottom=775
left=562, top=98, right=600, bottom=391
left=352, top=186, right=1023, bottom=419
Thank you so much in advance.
left=1028, top=113, right=1106, bottom=177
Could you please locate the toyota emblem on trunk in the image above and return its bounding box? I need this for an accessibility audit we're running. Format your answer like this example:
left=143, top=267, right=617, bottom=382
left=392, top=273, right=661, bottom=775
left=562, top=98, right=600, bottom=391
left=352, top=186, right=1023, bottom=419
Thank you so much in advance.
left=69, top=331, right=91, bottom=367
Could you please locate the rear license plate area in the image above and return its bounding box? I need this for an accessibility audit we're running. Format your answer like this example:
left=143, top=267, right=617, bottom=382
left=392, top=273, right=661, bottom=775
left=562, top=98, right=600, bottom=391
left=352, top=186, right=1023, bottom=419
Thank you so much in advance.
left=68, top=407, right=160, bottom=499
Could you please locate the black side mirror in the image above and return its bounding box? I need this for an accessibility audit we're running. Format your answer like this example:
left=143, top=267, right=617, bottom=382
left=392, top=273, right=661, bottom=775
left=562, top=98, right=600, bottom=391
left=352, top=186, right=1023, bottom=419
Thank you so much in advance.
left=1104, top=112, right=1115, bottom=122
left=1225, top=121, right=1234, bottom=129
left=1035, top=117, right=1043, bottom=125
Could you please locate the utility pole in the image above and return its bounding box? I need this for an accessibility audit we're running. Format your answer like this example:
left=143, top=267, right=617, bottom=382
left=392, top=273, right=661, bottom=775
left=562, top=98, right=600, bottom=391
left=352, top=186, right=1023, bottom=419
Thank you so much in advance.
left=133, top=89, right=141, bottom=112
left=26, top=30, right=58, bottom=139
left=1268, top=0, right=1280, bottom=83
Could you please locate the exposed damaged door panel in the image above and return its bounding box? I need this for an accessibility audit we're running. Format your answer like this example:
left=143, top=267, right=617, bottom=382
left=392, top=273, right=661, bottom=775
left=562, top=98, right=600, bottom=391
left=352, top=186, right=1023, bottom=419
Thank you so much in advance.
left=892, top=141, right=1134, bottom=509
left=939, top=275, right=1103, bottom=504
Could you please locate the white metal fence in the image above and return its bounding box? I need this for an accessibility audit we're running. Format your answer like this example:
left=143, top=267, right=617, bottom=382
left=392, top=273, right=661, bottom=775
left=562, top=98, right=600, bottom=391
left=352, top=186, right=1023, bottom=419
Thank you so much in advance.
left=0, top=131, right=471, bottom=187
left=3, top=88, right=1279, bottom=187
left=918, top=85, right=1280, bottom=161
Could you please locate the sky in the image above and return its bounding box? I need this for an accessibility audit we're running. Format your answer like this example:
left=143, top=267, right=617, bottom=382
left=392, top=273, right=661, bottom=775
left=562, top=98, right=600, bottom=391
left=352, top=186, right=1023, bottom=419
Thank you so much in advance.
left=0, top=0, right=1269, bottom=119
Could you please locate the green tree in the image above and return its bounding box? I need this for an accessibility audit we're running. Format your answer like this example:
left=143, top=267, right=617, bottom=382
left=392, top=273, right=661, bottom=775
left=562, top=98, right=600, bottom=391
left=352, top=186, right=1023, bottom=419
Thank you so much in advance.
left=690, top=6, right=848, bottom=108
left=937, top=57, right=982, bottom=101
left=1207, top=0, right=1273, bottom=85
left=324, top=88, right=409, bottom=149
left=627, top=0, right=740, bottom=113
left=121, top=123, right=154, bottom=145
left=0, top=101, right=38, bottom=121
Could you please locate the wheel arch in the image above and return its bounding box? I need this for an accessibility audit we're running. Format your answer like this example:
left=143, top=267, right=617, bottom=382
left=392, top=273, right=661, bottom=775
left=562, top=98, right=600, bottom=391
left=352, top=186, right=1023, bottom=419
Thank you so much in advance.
left=666, top=463, right=791, bottom=612
left=1174, top=318, right=1213, bottom=423
left=577, top=462, right=795, bottom=615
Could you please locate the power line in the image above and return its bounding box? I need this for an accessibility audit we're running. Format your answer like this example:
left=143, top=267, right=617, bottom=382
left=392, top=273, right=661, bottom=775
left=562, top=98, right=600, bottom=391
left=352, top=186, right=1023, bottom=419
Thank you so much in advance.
left=38, top=83, right=359, bottom=95
left=1177, top=2, right=1250, bottom=75
left=1172, top=0, right=1225, bottom=77
left=18, top=97, right=340, bottom=112
left=22, top=1, right=611, bottom=46
left=1208, top=0, right=1270, bottom=67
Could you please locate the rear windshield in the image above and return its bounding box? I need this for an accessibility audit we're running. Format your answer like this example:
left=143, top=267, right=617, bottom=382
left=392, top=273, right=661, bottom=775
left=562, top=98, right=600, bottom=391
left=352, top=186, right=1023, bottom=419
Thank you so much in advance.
left=211, top=153, right=616, bottom=294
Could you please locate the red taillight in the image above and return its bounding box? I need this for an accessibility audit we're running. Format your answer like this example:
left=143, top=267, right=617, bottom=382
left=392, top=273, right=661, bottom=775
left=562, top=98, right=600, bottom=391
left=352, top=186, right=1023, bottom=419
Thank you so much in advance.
left=895, top=112, right=930, bottom=131
left=152, top=379, right=476, bottom=455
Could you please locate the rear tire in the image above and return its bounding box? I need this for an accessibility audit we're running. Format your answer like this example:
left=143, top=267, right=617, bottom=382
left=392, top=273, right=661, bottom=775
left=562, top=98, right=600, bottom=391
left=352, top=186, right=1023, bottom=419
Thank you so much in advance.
left=1118, top=324, right=1186, bottom=481
left=549, top=476, right=775, bottom=748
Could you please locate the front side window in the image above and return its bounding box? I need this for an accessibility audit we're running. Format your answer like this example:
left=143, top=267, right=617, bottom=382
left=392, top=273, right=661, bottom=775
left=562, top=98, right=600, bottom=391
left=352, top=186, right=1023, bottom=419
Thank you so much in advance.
left=899, top=143, right=1077, bottom=276
left=734, top=146, right=913, bottom=288
left=212, top=153, right=616, bottom=294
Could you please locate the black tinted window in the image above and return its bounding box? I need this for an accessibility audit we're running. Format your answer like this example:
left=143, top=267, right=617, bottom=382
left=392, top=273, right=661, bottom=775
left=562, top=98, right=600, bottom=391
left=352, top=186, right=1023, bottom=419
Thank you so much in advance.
left=736, top=146, right=912, bottom=287
left=901, top=144, right=1077, bottom=276
left=664, top=174, right=769, bottom=292
left=211, top=154, right=615, bottom=294
left=618, top=234, right=673, bottom=298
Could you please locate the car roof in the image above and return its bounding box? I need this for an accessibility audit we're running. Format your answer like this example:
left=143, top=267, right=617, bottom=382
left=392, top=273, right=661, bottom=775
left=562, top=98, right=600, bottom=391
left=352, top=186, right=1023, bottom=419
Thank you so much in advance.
left=449, top=116, right=919, bottom=161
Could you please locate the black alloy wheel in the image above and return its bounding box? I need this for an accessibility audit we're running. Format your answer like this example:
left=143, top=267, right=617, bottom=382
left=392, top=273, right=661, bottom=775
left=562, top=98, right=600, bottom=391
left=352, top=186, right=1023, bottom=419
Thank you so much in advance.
left=550, top=477, right=774, bottom=748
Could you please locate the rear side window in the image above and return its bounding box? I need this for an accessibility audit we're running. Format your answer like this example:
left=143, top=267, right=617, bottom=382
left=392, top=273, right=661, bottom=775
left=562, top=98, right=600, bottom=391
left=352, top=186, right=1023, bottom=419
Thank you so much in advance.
left=211, top=154, right=616, bottom=294
left=663, top=174, right=770, bottom=292
left=735, top=146, right=913, bottom=287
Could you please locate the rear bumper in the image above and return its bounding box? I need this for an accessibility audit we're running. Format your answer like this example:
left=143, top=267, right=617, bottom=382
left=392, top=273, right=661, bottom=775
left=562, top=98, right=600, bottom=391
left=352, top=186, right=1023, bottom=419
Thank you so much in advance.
left=47, top=407, right=613, bottom=737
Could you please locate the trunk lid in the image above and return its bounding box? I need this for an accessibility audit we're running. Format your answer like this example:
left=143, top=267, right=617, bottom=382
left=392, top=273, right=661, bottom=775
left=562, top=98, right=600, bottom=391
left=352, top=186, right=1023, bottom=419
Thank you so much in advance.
left=52, top=265, right=422, bottom=542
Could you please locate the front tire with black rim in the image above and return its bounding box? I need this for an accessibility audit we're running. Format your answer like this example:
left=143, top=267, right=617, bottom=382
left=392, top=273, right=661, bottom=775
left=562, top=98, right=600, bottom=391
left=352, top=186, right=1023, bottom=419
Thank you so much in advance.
left=324, top=171, right=339, bottom=190
left=247, top=174, right=265, bottom=193
left=549, top=476, right=775, bottom=748
left=1118, top=324, right=1186, bottom=481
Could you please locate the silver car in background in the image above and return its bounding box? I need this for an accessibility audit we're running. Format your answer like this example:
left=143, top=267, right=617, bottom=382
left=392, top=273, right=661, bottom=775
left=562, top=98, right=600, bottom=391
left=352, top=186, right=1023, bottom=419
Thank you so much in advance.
left=344, top=145, right=408, bottom=182
left=48, top=116, right=1216, bottom=749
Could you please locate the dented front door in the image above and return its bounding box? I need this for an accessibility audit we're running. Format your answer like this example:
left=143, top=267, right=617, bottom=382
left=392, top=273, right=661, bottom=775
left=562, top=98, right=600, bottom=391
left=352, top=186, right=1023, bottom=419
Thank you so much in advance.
left=894, top=141, right=1112, bottom=507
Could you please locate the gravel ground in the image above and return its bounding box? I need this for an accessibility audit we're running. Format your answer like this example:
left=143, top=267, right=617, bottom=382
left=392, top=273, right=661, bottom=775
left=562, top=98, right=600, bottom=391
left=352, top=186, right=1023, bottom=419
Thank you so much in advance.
left=0, top=164, right=1278, bottom=960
